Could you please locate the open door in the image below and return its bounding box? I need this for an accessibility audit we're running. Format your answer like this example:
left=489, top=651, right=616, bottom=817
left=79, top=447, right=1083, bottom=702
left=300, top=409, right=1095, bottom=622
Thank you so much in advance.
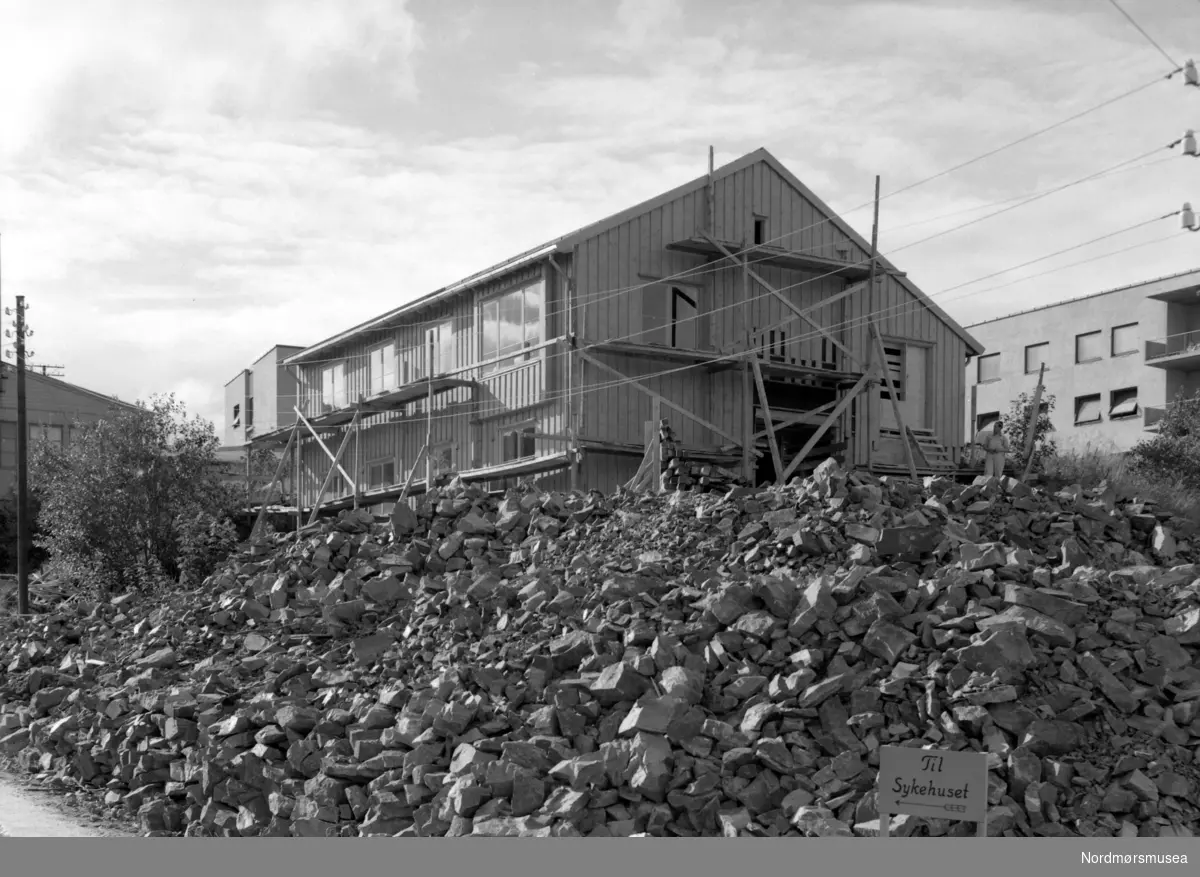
left=878, top=342, right=928, bottom=431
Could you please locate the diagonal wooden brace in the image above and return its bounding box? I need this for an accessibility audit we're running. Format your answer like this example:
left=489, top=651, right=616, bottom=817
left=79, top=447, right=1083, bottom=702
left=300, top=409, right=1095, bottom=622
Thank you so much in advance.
left=250, top=424, right=297, bottom=540
left=750, top=356, right=784, bottom=483
left=753, top=399, right=838, bottom=440
left=308, top=409, right=362, bottom=525
left=701, top=232, right=866, bottom=371
left=780, top=368, right=874, bottom=482
left=294, top=406, right=356, bottom=488
left=579, top=350, right=743, bottom=447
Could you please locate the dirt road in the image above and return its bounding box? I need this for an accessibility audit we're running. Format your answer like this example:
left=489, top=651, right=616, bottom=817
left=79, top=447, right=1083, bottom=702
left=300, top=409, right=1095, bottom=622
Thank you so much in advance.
left=0, top=773, right=134, bottom=837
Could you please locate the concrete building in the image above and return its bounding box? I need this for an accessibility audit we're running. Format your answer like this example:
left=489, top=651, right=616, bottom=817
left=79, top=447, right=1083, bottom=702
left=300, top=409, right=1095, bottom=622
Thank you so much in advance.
left=964, top=268, right=1200, bottom=454
left=222, top=345, right=305, bottom=449
left=0, top=363, right=139, bottom=496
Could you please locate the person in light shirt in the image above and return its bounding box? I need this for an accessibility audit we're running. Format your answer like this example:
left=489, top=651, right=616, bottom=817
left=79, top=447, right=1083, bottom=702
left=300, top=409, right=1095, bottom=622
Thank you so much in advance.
left=974, top=420, right=1011, bottom=479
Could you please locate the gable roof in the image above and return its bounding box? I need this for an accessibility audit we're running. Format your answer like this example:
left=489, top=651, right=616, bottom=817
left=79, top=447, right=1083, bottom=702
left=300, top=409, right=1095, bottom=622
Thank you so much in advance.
left=0, top=363, right=139, bottom=412
left=288, top=148, right=982, bottom=363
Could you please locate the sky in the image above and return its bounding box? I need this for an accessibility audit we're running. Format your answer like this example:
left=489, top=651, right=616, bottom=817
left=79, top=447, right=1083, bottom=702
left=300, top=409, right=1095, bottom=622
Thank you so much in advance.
left=2, top=0, right=1199, bottom=435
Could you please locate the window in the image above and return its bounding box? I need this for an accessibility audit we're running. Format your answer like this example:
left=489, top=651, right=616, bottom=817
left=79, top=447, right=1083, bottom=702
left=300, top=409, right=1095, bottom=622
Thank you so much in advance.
left=480, top=281, right=545, bottom=375
left=0, top=421, right=14, bottom=469
left=501, top=425, right=537, bottom=462
left=66, top=426, right=77, bottom=449
left=231, top=403, right=240, bottom=428
left=977, top=353, right=1000, bottom=383
left=643, top=284, right=700, bottom=349
left=246, top=397, right=254, bottom=428
left=766, top=329, right=790, bottom=363
left=1110, top=387, right=1139, bottom=419
left=1074, top=393, right=1102, bottom=425
left=1112, top=323, right=1138, bottom=356
left=1024, top=342, right=1048, bottom=375
left=321, top=362, right=347, bottom=411
left=30, top=424, right=64, bottom=448
left=1075, top=330, right=1103, bottom=364
left=879, top=345, right=905, bottom=402
left=753, top=216, right=768, bottom=246
left=976, top=411, right=1000, bottom=432
left=370, top=342, right=396, bottom=395
left=366, top=458, right=397, bottom=490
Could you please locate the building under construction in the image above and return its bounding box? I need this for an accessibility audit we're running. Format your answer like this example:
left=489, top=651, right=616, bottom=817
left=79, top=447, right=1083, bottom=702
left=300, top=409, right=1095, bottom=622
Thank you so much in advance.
left=238, top=148, right=984, bottom=521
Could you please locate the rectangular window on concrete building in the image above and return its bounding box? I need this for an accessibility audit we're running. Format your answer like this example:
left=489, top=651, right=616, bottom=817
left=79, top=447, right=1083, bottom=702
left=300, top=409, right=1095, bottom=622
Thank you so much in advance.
left=1024, top=342, right=1048, bottom=374
left=1075, top=330, right=1103, bottom=363
left=1112, top=323, right=1138, bottom=356
left=977, top=353, right=1000, bottom=383
left=1109, top=387, right=1139, bottom=419
left=1074, top=393, right=1102, bottom=425
left=231, top=403, right=240, bottom=428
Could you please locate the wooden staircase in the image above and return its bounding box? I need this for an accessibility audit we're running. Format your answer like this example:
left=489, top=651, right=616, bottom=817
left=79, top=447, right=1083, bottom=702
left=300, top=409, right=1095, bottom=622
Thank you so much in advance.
left=904, top=427, right=957, bottom=471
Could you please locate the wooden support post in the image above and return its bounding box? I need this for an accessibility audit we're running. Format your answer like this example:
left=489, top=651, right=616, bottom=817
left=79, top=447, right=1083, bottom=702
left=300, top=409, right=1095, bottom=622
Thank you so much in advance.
left=309, top=411, right=361, bottom=526
left=294, top=407, right=356, bottom=487
left=398, top=443, right=428, bottom=504
left=781, top=369, right=874, bottom=482
left=1020, top=363, right=1046, bottom=482
left=293, top=429, right=302, bottom=538
left=250, top=425, right=297, bottom=540
left=353, top=404, right=362, bottom=511
left=751, top=357, right=784, bottom=484
left=866, top=175, right=881, bottom=470
left=425, top=353, right=434, bottom=490
left=702, top=232, right=866, bottom=371
left=550, top=255, right=580, bottom=493
left=869, top=321, right=919, bottom=482
left=651, top=399, right=663, bottom=495
left=740, top=252, right=755, bottom=483
left=578, top=350, right=743, bottom=446
left=706, top=146, right=715, bottom=234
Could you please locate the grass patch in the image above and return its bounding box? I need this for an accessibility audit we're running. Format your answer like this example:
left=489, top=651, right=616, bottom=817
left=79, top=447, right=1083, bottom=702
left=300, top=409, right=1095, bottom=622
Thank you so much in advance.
left=1041, top=446, right=1200, bottom=523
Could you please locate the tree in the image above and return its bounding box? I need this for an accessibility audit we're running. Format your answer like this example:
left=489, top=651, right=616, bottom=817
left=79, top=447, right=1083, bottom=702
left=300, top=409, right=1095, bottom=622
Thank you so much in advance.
left=1002, top=392, right=1057, bottom=474
left=1129, top=390, right=1200, bottom=491
left=30, top=394, right=240, bottom=594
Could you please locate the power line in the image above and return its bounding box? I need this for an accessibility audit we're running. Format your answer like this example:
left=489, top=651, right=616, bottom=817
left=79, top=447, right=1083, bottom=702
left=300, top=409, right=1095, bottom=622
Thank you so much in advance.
left=1108, top=0, right=1181, bottom=69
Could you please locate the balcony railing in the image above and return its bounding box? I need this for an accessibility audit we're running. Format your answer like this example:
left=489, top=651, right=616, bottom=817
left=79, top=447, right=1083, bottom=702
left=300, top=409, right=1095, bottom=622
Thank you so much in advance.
left=1145, top=331, right=1200, bottom=362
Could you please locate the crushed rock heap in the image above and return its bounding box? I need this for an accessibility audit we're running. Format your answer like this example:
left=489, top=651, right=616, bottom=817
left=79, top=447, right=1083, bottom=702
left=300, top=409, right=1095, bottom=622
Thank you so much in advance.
left=1, top=460, right=1200, bottom=839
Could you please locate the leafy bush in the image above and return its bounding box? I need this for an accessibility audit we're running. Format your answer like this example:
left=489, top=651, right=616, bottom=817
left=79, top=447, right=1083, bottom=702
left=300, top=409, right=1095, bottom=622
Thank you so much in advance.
left=30, top=394, right=241, bottom=595
left=0, top=492, right=47, bottom=574
left=1044, top=446, right=1200, bottom=524
left=1128, top=390, right=1200, bottom=492
left=175, top=508, right=239, bottom=587
left=1002, top=392, right=1058, bottom=474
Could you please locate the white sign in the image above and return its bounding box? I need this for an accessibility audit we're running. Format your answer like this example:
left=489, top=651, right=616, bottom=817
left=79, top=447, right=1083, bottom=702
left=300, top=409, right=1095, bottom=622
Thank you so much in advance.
left=877, top=745, right=989, bottom=833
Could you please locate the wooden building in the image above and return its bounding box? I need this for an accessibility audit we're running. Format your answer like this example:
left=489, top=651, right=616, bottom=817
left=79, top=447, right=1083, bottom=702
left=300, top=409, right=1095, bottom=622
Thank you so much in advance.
left=0, top=364, right=138, bottom=496
left=249, top=148, right=983, bottom=519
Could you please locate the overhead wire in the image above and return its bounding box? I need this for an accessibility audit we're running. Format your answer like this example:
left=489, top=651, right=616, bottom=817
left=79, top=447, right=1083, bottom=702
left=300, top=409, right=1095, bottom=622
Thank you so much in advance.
left=255, top=210, right=1182, bottom=440
left=278, top=60, right=1183, bottom=368
left=1108, top=0, right=1181, bottom=69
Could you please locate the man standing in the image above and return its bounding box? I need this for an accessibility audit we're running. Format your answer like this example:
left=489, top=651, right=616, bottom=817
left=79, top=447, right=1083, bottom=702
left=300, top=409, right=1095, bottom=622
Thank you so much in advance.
left=974, top=420, right=1010, bottom=478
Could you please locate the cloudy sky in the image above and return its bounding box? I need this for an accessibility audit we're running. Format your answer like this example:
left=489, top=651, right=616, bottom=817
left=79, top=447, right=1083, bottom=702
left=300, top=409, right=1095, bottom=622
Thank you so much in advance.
left=1, top=0, right=1198, bottom=434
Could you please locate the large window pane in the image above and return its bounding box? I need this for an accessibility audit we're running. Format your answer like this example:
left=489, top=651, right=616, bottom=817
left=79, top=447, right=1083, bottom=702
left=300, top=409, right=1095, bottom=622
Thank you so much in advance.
left=498, top=291, right=523, bottom=360
left=1112, top=323, right=1138, bottom=356
left=524, top=283, right=543, bottom=347
left=482, top=300, right=499, bottom=362
left=1075, top=331, right=1102, bottom=363
left=1024, top=342, right=1048, bottom=374
left=436, top=320, right=455, bottom=374
left=672, top=288, right=698, bottom=348
left=977, top=353, right=1000, bottom=383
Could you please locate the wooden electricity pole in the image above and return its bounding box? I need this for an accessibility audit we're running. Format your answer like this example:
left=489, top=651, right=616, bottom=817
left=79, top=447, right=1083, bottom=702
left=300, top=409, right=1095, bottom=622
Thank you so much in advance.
left=15, top=295, right=30, bottom=615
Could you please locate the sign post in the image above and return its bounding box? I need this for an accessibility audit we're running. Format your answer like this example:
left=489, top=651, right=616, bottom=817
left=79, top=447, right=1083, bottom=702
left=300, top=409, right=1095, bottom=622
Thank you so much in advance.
left=876, top=745, right=989, bottom=838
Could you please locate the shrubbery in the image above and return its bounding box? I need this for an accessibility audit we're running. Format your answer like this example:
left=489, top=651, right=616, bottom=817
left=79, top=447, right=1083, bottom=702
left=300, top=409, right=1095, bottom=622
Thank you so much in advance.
left=1127, top=390, right=1200, bottom=492
left=30, top=394, right=242, bottom=595
left=1000, top=391, right=1057, bottom=474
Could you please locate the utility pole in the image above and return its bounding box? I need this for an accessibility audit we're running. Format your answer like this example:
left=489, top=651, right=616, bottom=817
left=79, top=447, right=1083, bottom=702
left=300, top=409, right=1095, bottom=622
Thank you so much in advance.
left=15, top=295, right=29, bottom=615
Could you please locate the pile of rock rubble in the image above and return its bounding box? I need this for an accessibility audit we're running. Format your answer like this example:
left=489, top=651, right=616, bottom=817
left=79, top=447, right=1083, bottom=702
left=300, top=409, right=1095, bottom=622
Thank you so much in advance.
left=1, top=460, right=1199, bottom=838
